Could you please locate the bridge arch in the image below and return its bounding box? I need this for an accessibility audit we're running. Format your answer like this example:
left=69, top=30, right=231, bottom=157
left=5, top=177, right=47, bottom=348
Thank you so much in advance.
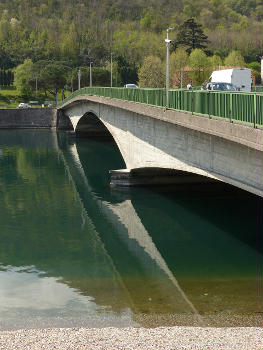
left=59, top=97, right=263, bottom=197
left=68, top=109, right=127, bottom=171
left=68, top=110, right=218, bottom=187
left=75, top=112, right=113, bottom=139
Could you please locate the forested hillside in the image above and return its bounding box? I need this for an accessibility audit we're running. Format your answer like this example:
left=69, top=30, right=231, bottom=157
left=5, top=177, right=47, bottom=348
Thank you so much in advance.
left=0, top=0, right=262, bottom=71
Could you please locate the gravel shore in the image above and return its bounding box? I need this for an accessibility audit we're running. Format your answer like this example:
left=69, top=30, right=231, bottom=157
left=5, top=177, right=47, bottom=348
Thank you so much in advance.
left=0, top=326, right=262, bottom=350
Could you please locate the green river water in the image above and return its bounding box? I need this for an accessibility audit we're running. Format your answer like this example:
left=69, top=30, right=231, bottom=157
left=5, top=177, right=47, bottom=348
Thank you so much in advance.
left=0, top=129, right=262, bottom=330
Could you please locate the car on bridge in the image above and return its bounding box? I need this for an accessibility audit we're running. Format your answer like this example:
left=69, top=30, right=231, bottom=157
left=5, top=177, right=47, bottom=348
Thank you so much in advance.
left=205, top=82, right=236, bottom=91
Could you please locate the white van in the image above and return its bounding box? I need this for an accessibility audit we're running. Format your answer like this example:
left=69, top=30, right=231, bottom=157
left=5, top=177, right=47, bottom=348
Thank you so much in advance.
left=209, top=68, right=253, bottom=92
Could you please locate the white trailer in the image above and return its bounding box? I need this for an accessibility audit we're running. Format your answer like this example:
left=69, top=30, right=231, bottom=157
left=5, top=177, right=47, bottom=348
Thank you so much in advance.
left=209, top=68, right=253, bottom=92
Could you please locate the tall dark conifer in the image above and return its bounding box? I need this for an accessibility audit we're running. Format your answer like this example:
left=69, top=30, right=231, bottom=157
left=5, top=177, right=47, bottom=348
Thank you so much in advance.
left=174, top=18, right=208, bottom=54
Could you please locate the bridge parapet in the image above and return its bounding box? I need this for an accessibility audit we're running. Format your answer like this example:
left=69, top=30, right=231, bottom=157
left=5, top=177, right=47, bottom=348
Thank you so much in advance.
left=59, top=87, right=263, bottom=128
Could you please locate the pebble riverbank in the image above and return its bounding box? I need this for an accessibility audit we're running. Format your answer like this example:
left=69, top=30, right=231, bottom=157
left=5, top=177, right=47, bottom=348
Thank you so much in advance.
left=0, top=327, right=262, bottom=350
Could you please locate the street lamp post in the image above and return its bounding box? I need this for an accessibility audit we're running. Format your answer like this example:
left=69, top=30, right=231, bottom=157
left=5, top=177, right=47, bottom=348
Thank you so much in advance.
left=63, top=65, right=74, bottom=93
left=35, top=76, right=38, bottom=96
left=165, top=27, right=174, bottom=108
left=180, top=69, right=183, bottom=89
left=110, top=52, right=113, bottom=88
left=78, top=69, right=81, bottom=90
left=90, top=62, right=93, bottom=87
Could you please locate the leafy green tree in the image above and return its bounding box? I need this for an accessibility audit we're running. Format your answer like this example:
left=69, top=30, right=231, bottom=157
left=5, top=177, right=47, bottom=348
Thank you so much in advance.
left=174, top=18, right=208, bottom=54
left=208, top=54, right=223, bottom=70
left=188, top=49, right=209, bottom=85
left=38, top=62, right=67, bottom=104
left=14, top=58, right=34, bottom=96
left=140, top=8, right=163, bottom=32
left=69, top=66, right=111, bottom=88
left=226, top=0, right=257, bottom=17
left=247, top=62, right=261, bottom=84
left=0, top=46, right=16, bottom=69
left=138, top=56, right=164, bottom=88
left=0, top=0, right=263, bottom=75
left=0, top=70, right=13, bottom=86
left=116, top=56, right=138, bottom=86
left=170, top=49, right=188, bottom=88
left=247, top=62, right=260, bottom=72
left=182, top=1, right=201, bottom=19
left=224, top=50, right=246, bottom=67
left=105, top=60, right=121, bottom=87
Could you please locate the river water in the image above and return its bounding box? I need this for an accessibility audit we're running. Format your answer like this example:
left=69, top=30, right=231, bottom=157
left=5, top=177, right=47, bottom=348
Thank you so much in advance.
left=0, top=129, right=262, bottom=330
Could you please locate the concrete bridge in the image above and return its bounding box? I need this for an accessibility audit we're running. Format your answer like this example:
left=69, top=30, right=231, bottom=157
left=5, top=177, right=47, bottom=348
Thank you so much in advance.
left=58, top=94, right=263, bottom=197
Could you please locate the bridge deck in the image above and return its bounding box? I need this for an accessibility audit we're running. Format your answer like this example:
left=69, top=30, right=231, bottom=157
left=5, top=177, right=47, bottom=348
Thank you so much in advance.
left=59, top=94, right=263, bottom=152
left=59, top=87, right=263, bottom=129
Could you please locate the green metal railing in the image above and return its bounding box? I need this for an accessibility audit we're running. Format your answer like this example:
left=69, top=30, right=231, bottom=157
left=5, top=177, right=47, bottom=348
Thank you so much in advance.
left=252, top=85, right=263, bottom=93
left=59, top=87, right=263, bottom=128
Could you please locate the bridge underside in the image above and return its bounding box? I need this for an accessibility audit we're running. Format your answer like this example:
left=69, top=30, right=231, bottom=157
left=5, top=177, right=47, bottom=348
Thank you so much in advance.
left=63, top=109, right=219, bottom=187
left=75, top=112, right=113, bottom=139
left=59, top=100, right=263, bottom=197
left=109, top=167, right=218, bottom=187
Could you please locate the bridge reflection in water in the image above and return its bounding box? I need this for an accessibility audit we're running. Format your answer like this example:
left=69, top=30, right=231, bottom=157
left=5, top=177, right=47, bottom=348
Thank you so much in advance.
left=58, top=132, right=262, bottom=327
left=0, top=130, right=262, bottom=329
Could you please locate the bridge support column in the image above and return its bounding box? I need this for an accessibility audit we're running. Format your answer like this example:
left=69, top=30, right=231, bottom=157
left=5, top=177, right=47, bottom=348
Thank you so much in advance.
left=56, top=109, right=73, bottom=130
left=110, top=168, right=217, bottom=187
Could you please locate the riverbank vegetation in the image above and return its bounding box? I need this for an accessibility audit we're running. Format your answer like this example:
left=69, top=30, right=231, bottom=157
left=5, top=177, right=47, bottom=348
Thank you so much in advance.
left=0, top=0, right=262, bottom=98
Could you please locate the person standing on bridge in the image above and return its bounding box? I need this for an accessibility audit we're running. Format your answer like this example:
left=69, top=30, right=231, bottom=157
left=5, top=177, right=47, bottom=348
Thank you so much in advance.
left=187, top=80, right=193, bottom=90
left=201, top=80, right=207, bottom=90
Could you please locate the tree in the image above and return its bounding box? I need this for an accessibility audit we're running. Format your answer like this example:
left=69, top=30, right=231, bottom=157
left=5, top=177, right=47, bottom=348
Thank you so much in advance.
left=188, top=49, right=209, bottom=85
left=174, top=18, right=208, bottom=54
left=70, top=66, right=111, bottom=87
left=138, top=56, right=165, bottom=88
left=1, top=0, right=262, bottom=79
left=208, top=54, right=223, bottom=70
left=170, top=49, right=188, bottom=88
left=14, top=58, right=34, bottom=96
left=38, top=62, right=67, bottom=104
left=247, top=62, right=261, bottom=84
left=224, top=50, right=246, bottom=67
left=116, top=56, right=138, bottom=86
left=105, top=60, right=120, bottom=87
left=247, top=62, right=260, bottom=72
